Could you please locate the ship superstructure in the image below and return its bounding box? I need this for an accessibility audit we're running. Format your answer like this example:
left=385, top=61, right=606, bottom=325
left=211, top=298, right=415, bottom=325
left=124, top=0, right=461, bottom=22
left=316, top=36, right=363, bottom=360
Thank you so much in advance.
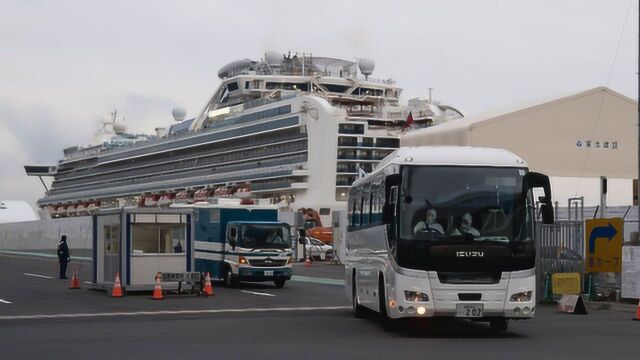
left=26, top=52, right=463, bottom=220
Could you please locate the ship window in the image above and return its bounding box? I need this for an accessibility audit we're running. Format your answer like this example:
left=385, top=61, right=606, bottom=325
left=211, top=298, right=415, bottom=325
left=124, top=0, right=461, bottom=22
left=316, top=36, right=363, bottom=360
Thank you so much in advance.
left=245, top=81, right=250, bottom=89
left=352, top=87, right=383, bottom=96
left=227, top=82, right=239, bottom=92
left=338, top=123, right=364, bottom=135
left=322, top=84, right=350, bottom=93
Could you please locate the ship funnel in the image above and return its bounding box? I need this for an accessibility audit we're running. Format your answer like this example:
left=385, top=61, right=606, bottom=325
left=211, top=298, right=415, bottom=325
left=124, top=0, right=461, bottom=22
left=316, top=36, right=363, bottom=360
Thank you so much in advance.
left=172, top=107, right=186, bottom=122
left=358, top=58, right=375, bottom=79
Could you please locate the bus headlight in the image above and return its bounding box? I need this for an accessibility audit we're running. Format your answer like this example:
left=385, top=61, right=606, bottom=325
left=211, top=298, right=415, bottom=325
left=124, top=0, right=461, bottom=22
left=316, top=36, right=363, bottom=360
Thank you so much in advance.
left=509, top=291, right=532, bottom=302
left=404, top=290, right=429, bottom=302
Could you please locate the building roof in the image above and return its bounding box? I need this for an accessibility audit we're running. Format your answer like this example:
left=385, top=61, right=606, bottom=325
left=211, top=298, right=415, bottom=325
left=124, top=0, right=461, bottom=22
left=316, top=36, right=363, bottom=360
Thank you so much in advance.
left=402, top=86, right=636, bottom=141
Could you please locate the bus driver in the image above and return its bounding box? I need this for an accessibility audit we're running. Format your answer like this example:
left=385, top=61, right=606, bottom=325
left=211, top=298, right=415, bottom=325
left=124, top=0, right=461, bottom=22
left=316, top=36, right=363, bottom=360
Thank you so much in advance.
left=413, top=208, right=444, bottom=235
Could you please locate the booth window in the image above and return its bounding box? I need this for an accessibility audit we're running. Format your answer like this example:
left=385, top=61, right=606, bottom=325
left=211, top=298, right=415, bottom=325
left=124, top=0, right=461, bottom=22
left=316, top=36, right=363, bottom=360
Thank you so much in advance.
left=131, top=223, right=186, bottom=254
left=104, top=225, right=120, bottom=254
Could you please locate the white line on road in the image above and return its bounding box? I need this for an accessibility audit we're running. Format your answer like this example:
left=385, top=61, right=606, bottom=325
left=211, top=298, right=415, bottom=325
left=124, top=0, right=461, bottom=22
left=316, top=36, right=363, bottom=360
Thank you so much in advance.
left=240, top=290, right=276, bottom=297
left=23, top=273, right=53, bottom=279
left=0, top=299, right=12, bottom=304
left=0, top=306, right=350, bottom=320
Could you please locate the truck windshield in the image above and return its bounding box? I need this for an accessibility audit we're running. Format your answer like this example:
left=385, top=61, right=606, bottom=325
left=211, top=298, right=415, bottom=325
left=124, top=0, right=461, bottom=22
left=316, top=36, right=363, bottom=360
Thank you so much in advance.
left=239, top=225, right=290, bottom=250
left=400, top=166, right=532, bottom=244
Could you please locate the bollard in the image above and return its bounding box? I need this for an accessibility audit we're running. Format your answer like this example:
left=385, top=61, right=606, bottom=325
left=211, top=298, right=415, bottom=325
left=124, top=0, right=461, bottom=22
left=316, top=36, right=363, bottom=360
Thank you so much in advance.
left=587, top=273, right=595, bottom=301
left=543, top=273, right=553, bottom=302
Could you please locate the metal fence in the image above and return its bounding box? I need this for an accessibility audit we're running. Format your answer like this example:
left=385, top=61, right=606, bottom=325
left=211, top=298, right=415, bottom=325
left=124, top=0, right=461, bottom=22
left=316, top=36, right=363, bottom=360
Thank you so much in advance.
left=535, top=217, right=639, bottom=301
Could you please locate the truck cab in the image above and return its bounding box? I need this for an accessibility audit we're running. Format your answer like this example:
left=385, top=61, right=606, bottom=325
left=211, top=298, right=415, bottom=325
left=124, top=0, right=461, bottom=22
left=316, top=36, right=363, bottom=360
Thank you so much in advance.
left=193, top=205, right=293, bottom=288
left=225, top=221, right=293, bottom=287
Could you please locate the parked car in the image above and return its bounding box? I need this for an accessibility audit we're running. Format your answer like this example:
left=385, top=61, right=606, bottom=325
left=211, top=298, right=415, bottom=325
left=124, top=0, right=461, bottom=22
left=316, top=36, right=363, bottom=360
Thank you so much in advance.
left=304, top=237, right=333, bottom=261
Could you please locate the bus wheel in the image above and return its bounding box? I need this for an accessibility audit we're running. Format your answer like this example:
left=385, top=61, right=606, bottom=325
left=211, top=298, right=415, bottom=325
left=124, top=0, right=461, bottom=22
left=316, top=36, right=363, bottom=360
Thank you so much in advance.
left=274, top=279, right=286, bottom=288
left=378, top=277, right=394, bottom=331
left=489, top=318, right=509, bottom=332
left=224, top=266, right=236, bottom=288
left=352, top=275, right=364, bottom=319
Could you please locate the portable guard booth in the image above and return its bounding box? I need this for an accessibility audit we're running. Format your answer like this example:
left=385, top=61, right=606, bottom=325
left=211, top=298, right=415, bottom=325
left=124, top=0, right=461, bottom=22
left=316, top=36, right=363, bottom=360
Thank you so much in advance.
left=92, top=207, right=194, bottom=291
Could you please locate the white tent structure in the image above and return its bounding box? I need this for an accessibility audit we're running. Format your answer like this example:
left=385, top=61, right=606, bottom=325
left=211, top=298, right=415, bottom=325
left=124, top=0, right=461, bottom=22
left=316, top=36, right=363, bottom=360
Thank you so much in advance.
left=402, top=87, right=637, bottom=207
left=0, top=200, right=39, bottom=224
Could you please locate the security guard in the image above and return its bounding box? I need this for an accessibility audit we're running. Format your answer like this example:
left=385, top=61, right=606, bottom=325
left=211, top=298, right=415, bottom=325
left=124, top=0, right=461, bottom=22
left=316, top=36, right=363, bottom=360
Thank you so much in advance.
left=57, top=235, right=70, bottom=279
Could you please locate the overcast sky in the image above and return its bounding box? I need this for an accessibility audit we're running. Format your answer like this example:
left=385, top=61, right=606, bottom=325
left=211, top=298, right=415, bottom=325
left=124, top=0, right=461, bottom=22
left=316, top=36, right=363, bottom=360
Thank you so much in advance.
left=1, top=0, right=638, bottom=207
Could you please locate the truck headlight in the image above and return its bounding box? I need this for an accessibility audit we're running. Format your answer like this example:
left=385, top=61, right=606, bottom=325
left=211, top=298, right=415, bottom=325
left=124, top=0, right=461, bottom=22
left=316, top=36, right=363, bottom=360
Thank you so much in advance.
left=239, top=256, right=248, bottom=265
left=404, top=290, right=429, bottom=302
left=509, top=291, right=532, bottom=302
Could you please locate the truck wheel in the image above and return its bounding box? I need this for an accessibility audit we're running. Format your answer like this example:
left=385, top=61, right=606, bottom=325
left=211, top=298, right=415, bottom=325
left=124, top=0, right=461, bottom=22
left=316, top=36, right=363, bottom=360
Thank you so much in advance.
left=224, top=266, right=236, bottom=288
left=274, top=279, right=286, bottom=288
left=489, top=318, right=509, bottom=332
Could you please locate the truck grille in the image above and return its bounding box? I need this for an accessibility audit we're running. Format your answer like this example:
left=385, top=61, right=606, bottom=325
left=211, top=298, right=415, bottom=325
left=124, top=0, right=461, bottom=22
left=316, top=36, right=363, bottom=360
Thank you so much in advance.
left=248, top=258, right=288, bottom=267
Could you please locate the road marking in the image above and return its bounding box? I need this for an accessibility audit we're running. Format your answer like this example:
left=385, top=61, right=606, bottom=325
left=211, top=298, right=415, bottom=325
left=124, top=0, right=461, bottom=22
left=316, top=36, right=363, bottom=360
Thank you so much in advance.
left=0, top=299, right=12, bottom=304
left=24, top=273, right=54, bottom=279
left=84, top=281, right=93, bottom=285
left=0, top=306, right=350, bottom=320
left=291, top=275, right=345, bottom=286
left=241, top=290, right=276, bottom=297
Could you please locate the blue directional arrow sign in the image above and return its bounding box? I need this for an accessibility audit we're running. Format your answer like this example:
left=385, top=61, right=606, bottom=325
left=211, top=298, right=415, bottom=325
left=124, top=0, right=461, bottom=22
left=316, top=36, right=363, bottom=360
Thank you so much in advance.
left=588, top=223, right=617, bottom=254
left=585, top=217, right=623, bottom=273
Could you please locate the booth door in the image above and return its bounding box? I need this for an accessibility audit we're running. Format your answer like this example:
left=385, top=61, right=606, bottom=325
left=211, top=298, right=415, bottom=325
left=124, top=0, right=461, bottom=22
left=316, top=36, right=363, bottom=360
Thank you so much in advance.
left=103, top=222, right=120, bottom=284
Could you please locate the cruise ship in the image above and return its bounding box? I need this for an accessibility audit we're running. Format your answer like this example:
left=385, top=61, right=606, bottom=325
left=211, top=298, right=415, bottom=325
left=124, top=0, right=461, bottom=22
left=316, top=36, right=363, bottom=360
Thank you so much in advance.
left=26, top=52, right=463, bottom=222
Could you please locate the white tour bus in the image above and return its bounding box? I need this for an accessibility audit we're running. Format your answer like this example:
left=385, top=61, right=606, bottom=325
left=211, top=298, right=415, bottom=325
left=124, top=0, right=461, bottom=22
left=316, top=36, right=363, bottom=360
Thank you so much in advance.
left=344, top=146, right=554, bottom=331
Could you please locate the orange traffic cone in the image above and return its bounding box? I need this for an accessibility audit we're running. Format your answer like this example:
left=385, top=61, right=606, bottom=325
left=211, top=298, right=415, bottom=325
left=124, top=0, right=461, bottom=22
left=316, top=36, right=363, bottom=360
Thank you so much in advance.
left=69, top=268, right=81, bottom=289
left=151, top=272, right=164, bottom=300
left=304, top=255, right=312, bottom=268
left=203, top=272, right=214, bottom=296
left=633, top=300, right=640, bottom=321
left=111, top=272, right=123, bottom=298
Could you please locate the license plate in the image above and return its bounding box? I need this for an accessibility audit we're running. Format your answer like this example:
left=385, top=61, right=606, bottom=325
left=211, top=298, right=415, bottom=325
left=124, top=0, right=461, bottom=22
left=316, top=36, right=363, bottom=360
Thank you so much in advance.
left=456, top=304, right=484, bottom=318
left=264, top=270, right=274, bottom=276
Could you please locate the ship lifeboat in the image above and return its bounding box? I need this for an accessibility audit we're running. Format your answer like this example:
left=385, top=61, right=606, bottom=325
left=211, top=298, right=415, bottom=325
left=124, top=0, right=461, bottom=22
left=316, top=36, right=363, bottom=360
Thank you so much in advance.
left=174, top=190, right=192, bottom=203
left=49, top=205, right=60, bottom=218
left=65, top=204, right=77, bottom=216
left=193, top=189, right=211, bottom=202
left=78, top=202, right=91, bottom=215
left=144, top=194, right=160, bottom=207
left=55, top=205, right=67, bottom=217
left=235, top=186, right=251, bottom=199
left=158, top=193, right=175, bottom=207
left=87, top=201, right=100, bottom=212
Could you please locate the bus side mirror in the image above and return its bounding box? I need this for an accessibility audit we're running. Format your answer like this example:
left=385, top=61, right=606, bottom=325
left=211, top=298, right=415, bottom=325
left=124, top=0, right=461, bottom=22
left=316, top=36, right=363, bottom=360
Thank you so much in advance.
left=540, top=204, right=554, bottom=225
left=524, top=172, right=554, bottom=224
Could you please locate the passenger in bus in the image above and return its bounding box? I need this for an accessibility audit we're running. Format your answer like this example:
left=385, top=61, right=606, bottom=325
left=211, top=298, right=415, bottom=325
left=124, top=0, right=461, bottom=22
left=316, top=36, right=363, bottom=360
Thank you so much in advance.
left=413, top=208, right=444, bottom=235
left=174, top=241, right=183, bottom=253
left=450, top=213, right=480, bottom=237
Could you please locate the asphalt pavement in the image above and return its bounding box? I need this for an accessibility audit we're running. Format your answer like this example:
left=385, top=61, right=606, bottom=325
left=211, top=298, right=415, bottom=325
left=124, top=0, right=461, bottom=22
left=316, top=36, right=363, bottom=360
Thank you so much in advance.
left=0, top=252, right=638, bottom=360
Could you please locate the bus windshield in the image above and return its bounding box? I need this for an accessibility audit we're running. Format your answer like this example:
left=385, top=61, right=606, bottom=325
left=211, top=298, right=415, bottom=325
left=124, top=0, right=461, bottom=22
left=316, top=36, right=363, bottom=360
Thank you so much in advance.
left=400, top=166, right=532, bottom=244
left=239, top=224, right=290, bottom=250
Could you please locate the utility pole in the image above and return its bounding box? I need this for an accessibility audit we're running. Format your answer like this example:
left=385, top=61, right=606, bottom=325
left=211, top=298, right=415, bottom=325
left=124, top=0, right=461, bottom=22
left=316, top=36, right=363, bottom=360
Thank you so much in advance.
left=637, top=1, right=639, bottom=234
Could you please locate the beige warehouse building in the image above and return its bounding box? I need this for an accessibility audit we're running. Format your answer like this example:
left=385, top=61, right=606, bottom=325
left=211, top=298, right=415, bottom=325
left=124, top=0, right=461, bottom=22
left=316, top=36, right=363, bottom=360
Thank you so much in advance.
left=402, top=87, right=637, bottom=207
